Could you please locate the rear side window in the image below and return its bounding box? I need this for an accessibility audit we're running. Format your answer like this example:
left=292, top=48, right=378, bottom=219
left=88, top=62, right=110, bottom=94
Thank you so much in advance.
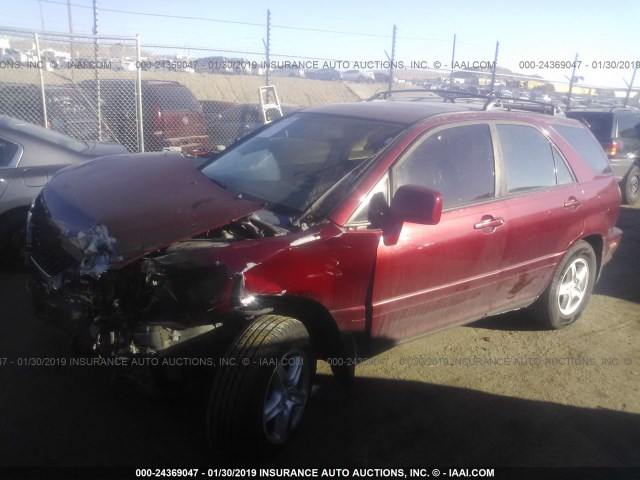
left=496, top=124, right=556, bottom=193
left=617, top=112, right=640, bottom=140
left=553, top=124, right=612, bottom=175
left=394, top=124, right=495, bottom=209
left=153, top=86, right=202, bottom=113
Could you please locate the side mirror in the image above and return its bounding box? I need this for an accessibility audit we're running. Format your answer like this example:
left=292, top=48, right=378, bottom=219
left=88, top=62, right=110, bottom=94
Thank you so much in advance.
left=390, top=185, right=443, bottom=225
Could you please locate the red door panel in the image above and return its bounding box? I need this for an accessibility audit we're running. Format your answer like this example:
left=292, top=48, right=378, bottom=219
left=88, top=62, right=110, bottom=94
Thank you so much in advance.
left=371, top=202, right=507, bottom=341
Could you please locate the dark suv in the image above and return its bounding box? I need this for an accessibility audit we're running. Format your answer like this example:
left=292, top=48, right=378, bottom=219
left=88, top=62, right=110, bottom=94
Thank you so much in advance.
left=28, top=97, right=622, bottom=457
left=566, top=107, right=640, bottom=204
left=0, top=82, right=105, bottom=141
left=78, top=79, right=209, bottom=153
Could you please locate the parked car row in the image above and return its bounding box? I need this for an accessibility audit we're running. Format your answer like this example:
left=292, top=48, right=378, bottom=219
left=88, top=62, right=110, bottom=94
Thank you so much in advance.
left=566, top=107, right=640, bottom=205
left=11, top=91, right=622, bottom=460
left=0, top=80, right=210, bottom=155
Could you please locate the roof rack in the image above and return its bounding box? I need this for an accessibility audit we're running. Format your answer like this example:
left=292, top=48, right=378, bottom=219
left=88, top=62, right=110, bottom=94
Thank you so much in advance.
left=366, top=89, right=564, bottom=116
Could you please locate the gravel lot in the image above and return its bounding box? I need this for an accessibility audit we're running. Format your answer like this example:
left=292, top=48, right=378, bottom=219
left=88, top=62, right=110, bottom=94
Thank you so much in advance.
left=0, top=206, right=638, bottom=469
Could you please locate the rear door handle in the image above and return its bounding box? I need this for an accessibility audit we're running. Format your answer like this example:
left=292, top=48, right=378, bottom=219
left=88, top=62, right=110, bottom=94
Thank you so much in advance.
left=474, top=215, right=505, bottom=230
left=563, top=197, right=582, bottom=209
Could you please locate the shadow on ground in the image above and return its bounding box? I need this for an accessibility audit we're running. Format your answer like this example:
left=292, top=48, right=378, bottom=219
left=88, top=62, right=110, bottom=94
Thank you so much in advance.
left=0, top=310, right=638, bottom=469
left=593, top=206, right=640, bottom=305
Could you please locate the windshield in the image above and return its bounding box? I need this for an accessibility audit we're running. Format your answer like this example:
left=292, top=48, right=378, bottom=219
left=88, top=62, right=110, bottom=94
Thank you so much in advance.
left=154, top=86, right=203, bottom=113
left=201, top=113, right=403, bottom=216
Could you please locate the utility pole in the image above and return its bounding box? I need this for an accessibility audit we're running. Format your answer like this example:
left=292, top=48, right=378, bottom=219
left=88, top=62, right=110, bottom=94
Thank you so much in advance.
left=624, top=65, right=637, bottom=107
left=566, top=53, right=579, bottom=111
left=490, top=41, right=499, bottom=92
left=388, top=25, right=396, bottom=92
left=450, top=33, right=456, bottom=88
left=67, top=0, right=74, bottom=79
left=38, top=0, right=45, bottom=30
left=264, top=9, right=271, bottom=86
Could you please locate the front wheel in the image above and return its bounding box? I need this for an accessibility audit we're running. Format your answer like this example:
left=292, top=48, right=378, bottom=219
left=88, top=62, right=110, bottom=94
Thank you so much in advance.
left=529, top=240, right=597, bottom=329
left=206, top=315, right=314, bottom=458
left=622, top=164, right=640, bottom=205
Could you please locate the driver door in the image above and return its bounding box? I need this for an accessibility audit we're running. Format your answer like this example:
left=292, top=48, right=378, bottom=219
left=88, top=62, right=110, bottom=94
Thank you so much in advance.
left=370, top=123, right=507, bottom=342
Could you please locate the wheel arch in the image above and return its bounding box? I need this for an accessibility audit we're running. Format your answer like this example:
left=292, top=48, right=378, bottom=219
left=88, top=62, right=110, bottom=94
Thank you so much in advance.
left=0, top=204, right=30, bottom=240
left=0, top=204, right=30, bottom=225
left=581, top=234, right=603, bottom=279
left=255, top=294, right=349, bottom=361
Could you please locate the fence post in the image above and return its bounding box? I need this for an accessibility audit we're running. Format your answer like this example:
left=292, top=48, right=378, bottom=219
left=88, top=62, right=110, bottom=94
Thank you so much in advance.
left=33, top=32, right=48, bottom=129
left=93, top=0, right=102, bottom=140
left=135, top=34, right=145, bottom=152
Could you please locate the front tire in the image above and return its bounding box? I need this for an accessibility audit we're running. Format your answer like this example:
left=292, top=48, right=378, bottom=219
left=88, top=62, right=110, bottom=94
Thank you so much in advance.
left=207, top=315, right=314, bottom=458
left=530, top=240, right=597, bottom=329
left=622, top=164, right=640, bottom=205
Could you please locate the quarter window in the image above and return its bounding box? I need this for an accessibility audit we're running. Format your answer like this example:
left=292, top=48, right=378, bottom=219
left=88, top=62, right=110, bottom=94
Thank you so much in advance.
left=394, top=124, right=495, bottom=209
left=0, top=137, right=19, bottom=167
left=553, top=124, right=612, bottom=175
left=552, top=147, right=574, bottom=185
left=496, top=125, right=556, bottom=193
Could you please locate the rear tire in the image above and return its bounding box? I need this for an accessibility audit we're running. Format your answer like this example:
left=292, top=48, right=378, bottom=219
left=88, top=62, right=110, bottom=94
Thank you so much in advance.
left=529, top=240, right=596, bottom=329
left=622, top=164, right=640, bottom=205
left=206, top=315, right=314, bottom=459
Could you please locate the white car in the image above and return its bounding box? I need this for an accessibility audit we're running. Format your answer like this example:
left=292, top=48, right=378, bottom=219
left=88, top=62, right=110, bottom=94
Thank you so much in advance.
left=269, top=68, right=305, bottom=78
left=341, top=69, right=375, bottom=83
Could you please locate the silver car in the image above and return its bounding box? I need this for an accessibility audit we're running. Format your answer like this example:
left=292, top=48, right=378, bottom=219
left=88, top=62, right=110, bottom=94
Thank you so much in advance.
left=0, top=115, right=126, bottom=264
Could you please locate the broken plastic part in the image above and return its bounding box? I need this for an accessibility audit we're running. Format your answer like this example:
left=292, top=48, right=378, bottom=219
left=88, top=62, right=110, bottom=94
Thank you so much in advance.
left=74, top=224, right=122, bottom=278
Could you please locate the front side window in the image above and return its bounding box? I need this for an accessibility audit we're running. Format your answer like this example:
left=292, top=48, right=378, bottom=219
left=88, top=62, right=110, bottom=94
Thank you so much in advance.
left=496, top=124, right=556, bottom=193
left=393, top=124, right=495, bottom=209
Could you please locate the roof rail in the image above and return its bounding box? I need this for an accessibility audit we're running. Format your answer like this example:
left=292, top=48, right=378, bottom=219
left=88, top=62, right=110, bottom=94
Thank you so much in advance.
left=367, top=88, right=563, bottom=116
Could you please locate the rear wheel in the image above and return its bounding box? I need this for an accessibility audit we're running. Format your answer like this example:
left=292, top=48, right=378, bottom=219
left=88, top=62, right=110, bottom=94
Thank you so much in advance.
left=529, top=240, right=596, bottom=329
left=622, top=164, right=640, bottom=205
left=206, top=315, right=314, bottom=458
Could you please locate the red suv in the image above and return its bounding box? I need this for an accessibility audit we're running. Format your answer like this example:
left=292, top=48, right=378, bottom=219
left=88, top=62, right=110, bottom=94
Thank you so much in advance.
left=28, top=96, right=622, bottom=457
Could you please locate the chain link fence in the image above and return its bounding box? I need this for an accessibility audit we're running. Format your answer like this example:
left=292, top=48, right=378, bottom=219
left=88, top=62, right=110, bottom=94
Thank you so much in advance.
left=0, top=27, right=147, bottom=151
left=0, top=27, right=310, bottom=154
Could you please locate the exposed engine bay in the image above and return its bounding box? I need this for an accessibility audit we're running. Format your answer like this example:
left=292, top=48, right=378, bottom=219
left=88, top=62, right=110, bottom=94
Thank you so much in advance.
left=30, top=213, right=286, bottom=357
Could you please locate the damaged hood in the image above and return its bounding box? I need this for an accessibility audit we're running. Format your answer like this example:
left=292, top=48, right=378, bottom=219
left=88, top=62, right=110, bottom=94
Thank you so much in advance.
left=39, top=152, right=263, bottom=275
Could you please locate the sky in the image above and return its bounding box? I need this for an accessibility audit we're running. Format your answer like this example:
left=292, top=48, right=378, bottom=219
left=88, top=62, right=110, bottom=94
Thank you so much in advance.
left=1, top=0, right=639, bottom=88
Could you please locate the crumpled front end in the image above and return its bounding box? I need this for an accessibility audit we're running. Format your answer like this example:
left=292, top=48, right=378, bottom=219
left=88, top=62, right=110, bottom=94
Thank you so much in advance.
left=28, top=194, right=268, bottom=359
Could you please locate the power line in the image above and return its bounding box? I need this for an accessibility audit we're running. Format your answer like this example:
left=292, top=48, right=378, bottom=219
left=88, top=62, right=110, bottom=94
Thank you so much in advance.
left=37, top=0, right=392, bottom=38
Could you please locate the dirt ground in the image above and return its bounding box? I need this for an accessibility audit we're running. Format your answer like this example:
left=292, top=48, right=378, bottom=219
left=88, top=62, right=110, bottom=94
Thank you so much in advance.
left=0, top=68, right=389, bottom=106
left=0, top=206, right=638, bottom=469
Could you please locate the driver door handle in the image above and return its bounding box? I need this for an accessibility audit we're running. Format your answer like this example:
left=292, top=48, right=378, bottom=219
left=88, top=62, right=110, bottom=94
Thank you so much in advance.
left=474, top=215, right=505, bottom=230
left=563, top=197, right=582, bottom=209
